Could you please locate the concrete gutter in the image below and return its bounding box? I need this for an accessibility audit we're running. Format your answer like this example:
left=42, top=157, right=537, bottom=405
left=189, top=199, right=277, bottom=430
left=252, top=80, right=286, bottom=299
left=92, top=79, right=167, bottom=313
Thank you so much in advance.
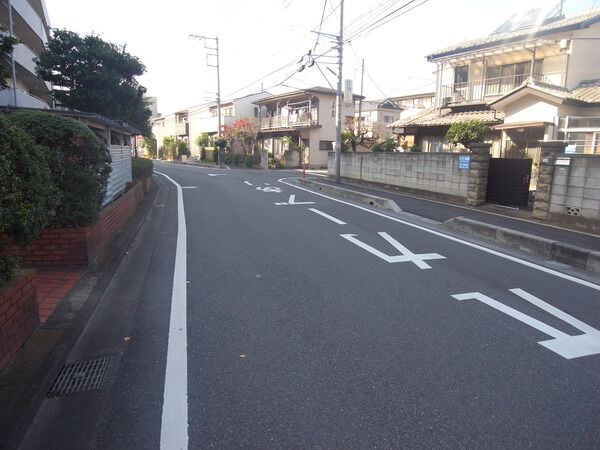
left=299, top=178, right=402, bottom=214
left=444, top=217, right=600, bottom=275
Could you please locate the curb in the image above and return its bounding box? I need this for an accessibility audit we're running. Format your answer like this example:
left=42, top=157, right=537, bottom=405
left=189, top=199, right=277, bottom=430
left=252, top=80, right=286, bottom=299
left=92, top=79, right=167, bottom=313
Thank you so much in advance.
left=443, top=217, right=600, bottom=275
left=299, top=178, right=402, bottom=214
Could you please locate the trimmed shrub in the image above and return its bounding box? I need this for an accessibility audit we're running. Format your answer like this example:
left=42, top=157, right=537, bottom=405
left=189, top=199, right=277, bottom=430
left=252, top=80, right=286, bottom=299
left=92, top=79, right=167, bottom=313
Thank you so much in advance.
left=132, top=157, right=153, bottom=179
left=0, top=115, right=58, bottom=284
left=445, top=120, right=488, bottom=150
left=5, top=111, right=111, bottom=228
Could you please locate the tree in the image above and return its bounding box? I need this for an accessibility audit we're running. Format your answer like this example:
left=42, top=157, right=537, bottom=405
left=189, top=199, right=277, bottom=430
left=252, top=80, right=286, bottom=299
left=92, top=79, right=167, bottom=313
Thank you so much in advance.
left=372, top=137, right=398, bottom=152
left=445, top=120, right=488, bottom=151
left=0, top=27, right=18, bottom=90
left=142, top=135, right=157, bottom=158
left=177, top=140, right=190, bottom=158
left=162, top=136, right=177, bottom=160
left=343, top=117, right=377, bottom=152
left=223, top=118, right=258, bottom=154
left=35, top=29, right=151, bottom=135
left=195, top=132, right=210, bottom=149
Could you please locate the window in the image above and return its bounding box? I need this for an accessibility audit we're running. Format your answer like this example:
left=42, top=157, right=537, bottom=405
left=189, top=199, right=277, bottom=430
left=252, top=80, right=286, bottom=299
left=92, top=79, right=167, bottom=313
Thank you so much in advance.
left=485, top=60, right=543, bottom=95
left=319, top=140, right=333, bottom=151
left=331, top=100, right=336, bottom=117
left=254, top=107, right=259, bottom=118
left=454, top=65, right=469, bottom=85
left=384, top=115, right=392, bottom=123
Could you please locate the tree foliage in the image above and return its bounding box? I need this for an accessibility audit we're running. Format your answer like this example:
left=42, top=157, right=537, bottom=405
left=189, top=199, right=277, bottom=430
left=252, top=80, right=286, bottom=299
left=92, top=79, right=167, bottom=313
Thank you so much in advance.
left=223, top=118, right=258, bottom=154
left=195, top=132, right=210, bottom=149
left=6, top=110, right=111, bottom=228
left=0, top=27, right=18, bottom=90
left=0, top=115, right=58, bottom=284
left=445, top=120, right=488, bottom=150
left=162, top=136, right=177, bottom=160
left=35, top=29, right=151, bottom=135
left=142, top=135, right=157, bottom=158
left=372, top=137, right=398, bottom=152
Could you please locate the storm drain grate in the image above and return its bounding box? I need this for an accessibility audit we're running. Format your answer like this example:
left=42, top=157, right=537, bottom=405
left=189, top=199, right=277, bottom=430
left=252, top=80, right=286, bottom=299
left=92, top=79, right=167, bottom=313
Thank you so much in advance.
left=48, top=357, right=110, bottom=396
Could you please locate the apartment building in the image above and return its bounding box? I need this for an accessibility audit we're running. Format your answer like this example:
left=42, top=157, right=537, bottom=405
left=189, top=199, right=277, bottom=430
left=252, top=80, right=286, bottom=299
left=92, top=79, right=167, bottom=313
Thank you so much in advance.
left=356, top=99, right=402, bottom=140
left=152, top=91, right=270, bottom=158
left=253, top=86, right=362, bottom=169
left=392, top=7, right=600, bottom=156
left=0, top=0, right=52, bottom=108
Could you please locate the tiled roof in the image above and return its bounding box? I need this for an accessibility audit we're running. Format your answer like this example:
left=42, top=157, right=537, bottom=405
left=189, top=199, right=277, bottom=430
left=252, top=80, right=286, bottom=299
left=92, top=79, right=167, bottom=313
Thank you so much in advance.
left=569, top=79, right=600, bottom=103
left=390, top=107, right=504, bottom=128
left=427, top=7, right=600, bottom=60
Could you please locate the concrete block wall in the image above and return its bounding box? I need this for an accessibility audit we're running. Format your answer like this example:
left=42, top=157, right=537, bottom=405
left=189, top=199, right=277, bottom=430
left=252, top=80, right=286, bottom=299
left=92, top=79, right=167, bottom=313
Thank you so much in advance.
left=549, top=155, right=600, bottom=222
left=329, top=152, right=470, bottom=199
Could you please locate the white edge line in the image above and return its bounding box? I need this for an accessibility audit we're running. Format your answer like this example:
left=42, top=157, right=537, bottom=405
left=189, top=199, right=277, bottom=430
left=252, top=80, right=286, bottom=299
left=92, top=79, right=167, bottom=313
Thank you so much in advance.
left=278, top=177, right=600, bottom=292
left=156, top=171, right=189, bottom=449
left=309, top=208, right=346, bottom=225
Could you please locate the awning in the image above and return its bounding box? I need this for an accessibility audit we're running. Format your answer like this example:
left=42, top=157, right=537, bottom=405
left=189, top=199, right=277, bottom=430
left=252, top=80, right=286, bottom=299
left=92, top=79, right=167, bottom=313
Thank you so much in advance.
left=491, top=121, right=550, bottom=130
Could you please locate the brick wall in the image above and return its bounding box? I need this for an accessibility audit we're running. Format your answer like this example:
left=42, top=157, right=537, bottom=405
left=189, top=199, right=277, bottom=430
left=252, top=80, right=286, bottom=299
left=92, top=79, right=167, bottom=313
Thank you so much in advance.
left=0, top=271, right=38, bottom=370
left=6, top=180, right=145, bottom=268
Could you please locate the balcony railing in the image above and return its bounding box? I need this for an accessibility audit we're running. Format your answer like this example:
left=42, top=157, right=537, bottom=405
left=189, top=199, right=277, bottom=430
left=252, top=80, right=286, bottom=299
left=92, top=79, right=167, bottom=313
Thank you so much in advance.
left=260, top=112, right=316, bottom=130
left=441, top=72, right=565, bottom=104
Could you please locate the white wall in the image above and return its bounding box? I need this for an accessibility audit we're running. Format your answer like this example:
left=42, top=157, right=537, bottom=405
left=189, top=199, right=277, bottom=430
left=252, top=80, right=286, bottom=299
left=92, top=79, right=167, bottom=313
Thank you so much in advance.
left=503, top=95, right=559, bottom=124
left=566, top=23, right=600, bottom=89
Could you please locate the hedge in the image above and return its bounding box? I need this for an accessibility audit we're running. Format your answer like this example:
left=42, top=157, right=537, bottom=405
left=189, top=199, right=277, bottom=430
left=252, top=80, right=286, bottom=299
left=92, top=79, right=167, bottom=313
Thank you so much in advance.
left=0, top=115, right=58, bottom=284
left=132, top=157, right=153, bottom=179
left=5, top=111, right=111, bottom=228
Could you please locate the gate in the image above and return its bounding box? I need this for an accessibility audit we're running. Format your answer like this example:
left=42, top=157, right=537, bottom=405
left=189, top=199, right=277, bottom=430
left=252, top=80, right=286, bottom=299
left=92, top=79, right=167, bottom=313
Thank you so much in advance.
left=486, top=158, right=532, bottom=208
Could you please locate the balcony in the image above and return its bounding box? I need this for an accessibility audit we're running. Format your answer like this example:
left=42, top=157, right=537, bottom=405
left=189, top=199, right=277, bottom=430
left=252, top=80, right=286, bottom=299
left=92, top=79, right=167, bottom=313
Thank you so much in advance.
left=441, top=72, right=565, bottom=105
left=260, top=112, right=316, bottom=130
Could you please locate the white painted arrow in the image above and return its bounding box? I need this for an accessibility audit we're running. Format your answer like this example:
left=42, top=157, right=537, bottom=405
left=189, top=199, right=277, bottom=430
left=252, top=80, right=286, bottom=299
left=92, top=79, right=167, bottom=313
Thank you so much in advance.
left=274, top=194, right=315, bottom=206
left=244, top=181, right=253, bottom=186
left=341, top=232, right=445, bottom=269
left=256, top=186, right=282, bottom=193
left=451, top=289, right=600, bottom=359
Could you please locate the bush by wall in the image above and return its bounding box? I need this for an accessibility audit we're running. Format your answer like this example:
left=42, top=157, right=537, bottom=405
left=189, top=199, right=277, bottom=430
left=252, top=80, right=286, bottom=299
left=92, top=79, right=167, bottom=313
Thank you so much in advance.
left=132, top=157, right=153, bottom=179
left=0, top=115, right=58, bottom=285
left=5, top=111, right=111, bottom=228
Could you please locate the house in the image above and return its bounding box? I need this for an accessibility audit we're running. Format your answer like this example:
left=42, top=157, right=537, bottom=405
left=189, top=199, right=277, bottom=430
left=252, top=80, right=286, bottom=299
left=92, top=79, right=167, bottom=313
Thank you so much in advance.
left=391, top=6, right=600, bottom=157
left=0, top=0, right=52, bottom=108
left=389, top=92, right=435, bottom=120
left=151, top=91, right=271, bottom=158
left=253, top=86, right=362, bottom=169
left=356, top=99, right=402, bottom=140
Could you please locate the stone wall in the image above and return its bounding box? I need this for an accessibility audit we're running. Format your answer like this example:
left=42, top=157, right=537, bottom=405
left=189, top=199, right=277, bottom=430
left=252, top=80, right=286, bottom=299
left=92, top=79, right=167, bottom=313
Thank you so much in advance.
left=328, top=151, right=471, bottom=202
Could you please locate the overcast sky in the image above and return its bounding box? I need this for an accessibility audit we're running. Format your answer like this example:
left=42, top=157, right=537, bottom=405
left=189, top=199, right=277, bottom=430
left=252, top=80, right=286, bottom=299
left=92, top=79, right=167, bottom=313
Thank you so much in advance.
left=44, top=0, right=597, bottom=115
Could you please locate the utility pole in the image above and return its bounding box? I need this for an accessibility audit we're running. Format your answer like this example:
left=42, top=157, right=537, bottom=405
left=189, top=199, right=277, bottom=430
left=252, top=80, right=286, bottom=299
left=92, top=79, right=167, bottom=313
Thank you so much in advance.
left=8, top=0, right=17, bottom=107
left=358, top=58, right=364, bottom=119
left=334, top=0, right=344, bottom=184
left=190, top=34, right=222, bottom=164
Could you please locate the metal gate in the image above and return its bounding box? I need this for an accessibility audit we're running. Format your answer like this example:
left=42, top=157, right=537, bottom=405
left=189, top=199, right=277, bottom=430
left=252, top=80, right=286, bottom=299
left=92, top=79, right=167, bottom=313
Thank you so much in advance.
left=486, top=158, right=532, bottom=208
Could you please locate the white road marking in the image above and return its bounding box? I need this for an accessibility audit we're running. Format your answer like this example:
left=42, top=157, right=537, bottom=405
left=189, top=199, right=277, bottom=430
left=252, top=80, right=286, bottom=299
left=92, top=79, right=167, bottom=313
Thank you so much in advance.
left=341, top=232, right=445, bottom=269
left=181, top=186, right=198, bottom=189
left=274, top=194, right=315, bottom=206
left=278, top=177, right=600, bottom=292
left=256, top=186, right=283, bottom=193
left=244, top=181, right=253, bottom=186
left=452, top=289, right=600, bottom=359
left=309, top=208, right=346, bottom=225
left=208, top=173, right=226, bottom=177
left=155, top=172, right=188, bottom=449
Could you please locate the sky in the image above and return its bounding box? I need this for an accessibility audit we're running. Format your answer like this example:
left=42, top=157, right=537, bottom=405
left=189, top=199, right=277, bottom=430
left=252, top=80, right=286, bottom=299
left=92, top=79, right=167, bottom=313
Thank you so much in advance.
left=43, top=0, right=597, bottom=115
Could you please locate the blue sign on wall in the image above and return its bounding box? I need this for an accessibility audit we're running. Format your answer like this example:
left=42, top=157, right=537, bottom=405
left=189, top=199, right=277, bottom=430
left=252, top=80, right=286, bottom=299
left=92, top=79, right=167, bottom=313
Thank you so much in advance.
left=459, top=154, right=471, bottom=169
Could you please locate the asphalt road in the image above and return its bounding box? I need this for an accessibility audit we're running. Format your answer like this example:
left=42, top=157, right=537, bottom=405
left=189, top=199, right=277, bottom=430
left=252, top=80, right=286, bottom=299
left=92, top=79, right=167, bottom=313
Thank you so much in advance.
left=21, top=162, right=600, bottom=449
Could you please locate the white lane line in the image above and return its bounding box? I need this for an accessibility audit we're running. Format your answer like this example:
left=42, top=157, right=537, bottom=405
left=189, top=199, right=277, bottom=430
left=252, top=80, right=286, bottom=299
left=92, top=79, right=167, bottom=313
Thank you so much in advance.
left=278, top=177, right=600, bottom=292
left=309, top=208, right=346, bottom=225
left=181, top=186, right=198, bottom=189
left=244, top=181, right=253, bottom=186
left=208, top=173, right=226, bottom=177
left=156, top=171, right=188, bottom=450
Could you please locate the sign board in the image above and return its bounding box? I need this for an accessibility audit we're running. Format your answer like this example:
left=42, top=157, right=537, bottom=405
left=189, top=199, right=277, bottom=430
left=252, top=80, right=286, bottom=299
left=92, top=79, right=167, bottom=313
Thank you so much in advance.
left=344, top=79, right=353, bottom=103
left=565, top=144, right=577, bottom=154
left=458, top=154, right=471, bottom=169
left=555, top=157, right=571, bottom=166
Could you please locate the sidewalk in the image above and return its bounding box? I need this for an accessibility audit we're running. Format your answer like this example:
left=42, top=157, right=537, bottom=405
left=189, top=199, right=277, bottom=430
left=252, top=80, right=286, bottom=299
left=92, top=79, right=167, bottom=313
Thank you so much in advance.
left=301, top=176, right=600, bottom=274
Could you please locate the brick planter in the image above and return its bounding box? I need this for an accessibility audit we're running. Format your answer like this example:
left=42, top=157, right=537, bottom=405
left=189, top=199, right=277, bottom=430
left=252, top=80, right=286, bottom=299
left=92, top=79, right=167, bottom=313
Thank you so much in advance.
left=5, top=180, right=146, bottom=268
left=0, top=271, right=38, bottom=370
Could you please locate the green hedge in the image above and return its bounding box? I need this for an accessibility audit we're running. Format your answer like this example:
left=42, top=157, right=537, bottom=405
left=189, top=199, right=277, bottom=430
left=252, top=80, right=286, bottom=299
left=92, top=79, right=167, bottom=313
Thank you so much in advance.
left=0, top=115, right=58, bottom=284
left=132, top=157, right=153, bottom=179
left=5, top=111, right=111, bottom=228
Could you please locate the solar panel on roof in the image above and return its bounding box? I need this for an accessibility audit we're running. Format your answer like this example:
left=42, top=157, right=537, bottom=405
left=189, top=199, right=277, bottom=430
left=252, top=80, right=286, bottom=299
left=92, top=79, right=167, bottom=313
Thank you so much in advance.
left=493, top=3, right=561, bottom=34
